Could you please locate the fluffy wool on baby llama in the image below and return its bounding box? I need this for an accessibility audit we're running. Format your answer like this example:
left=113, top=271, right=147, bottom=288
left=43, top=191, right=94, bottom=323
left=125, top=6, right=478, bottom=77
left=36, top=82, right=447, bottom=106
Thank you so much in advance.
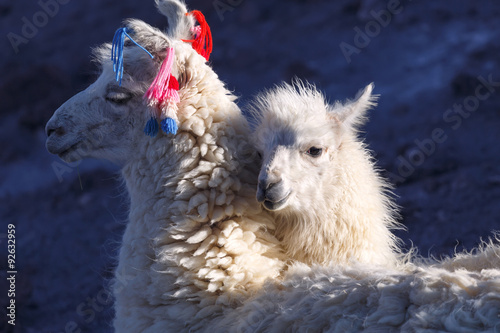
left=250, top=81, right=403, bottom=266
left=46, top=1, right=286, bottom=331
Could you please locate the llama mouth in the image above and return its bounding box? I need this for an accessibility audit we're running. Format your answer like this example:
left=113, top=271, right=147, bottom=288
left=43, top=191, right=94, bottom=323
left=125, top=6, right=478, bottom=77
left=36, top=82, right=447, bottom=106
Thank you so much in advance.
left=47, top=139, right=82, bottom=159
left=263, top=192, right=291, bottom=211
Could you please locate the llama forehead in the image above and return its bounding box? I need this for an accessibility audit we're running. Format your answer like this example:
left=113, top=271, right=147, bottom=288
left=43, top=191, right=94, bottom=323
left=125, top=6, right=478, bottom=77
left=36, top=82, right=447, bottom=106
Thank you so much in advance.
left=88, top=63, right=136, bottom=99
left=259, top=127, right=297, bottom=151
left=92, top=18, right=176, bottom=81
left=94, top=44, right=158, bottom=85
left=257, top=107, right=336, bottom=152
left=253, top=83, right=349, bottom=152
left=267, top=92, right=327, bottom=120
left=263, top=121, right=331, bottom=144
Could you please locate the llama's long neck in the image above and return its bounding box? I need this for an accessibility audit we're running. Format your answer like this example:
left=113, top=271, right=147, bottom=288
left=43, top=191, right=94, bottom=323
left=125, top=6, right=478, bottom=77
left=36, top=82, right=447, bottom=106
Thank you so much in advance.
left=277, top=135, right=400, bottom=267
left=114, top=50, right=285, bottom=330
left=114, top=134, right=186, bottom=326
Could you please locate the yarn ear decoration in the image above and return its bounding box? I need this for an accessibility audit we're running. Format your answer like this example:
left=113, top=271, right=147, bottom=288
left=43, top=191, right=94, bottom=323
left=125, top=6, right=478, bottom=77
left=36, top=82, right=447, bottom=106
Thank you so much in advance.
left=182, top=10, right=213, bottom=61
left=144, top=116, right=160, bottom=137
left=144, top=47, right=180, bottom=136
left=111, top=27, right=154, bottom=86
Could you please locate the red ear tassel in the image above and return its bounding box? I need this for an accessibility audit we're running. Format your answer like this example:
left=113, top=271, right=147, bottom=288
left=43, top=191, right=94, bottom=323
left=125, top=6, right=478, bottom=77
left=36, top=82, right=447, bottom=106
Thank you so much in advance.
left=183, top=10, right=213, bottom=61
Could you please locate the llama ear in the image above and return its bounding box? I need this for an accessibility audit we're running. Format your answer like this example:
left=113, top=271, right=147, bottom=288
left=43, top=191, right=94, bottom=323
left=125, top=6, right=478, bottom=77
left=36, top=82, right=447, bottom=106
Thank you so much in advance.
left=331, top=83, right=378, bottom=129
left=156, top=0, right=195, bottom=40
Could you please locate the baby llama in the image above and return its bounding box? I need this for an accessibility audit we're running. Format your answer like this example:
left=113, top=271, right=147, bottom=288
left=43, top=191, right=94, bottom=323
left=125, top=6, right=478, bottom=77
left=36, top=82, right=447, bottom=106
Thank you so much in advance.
left=250, top=81, right=403, bottom=266
left=209, top=81, right=500, bottom=332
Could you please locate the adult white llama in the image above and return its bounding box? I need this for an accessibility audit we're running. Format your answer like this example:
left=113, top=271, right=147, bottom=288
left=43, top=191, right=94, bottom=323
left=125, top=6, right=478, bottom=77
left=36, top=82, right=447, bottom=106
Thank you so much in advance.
left=250, top=81, right=402, bottom=266
left=46, top=1, right=285, bottom=331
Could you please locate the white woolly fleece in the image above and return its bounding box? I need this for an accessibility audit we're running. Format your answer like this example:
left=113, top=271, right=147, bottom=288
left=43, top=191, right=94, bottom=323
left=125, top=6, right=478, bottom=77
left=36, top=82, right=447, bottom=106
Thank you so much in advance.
left=214, top=242, right=500, bottom=332
left=45, top=1, right=500, bottom=331
left=111, top=20, right=286, bottom=333
left=250, top=81, right=403, bottom=267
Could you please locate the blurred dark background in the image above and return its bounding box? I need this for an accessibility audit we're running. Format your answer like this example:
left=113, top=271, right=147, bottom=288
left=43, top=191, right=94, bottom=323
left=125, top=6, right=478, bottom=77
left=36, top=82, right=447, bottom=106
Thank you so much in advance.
left=0, top=0, right=499, bottom=331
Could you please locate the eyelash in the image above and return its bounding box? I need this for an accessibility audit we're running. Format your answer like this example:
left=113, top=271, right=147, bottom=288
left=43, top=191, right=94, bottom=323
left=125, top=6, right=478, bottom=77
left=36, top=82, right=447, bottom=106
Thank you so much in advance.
left=305, top=147, right=323, bottom=157
left=106, top=92, right=132, bottom=105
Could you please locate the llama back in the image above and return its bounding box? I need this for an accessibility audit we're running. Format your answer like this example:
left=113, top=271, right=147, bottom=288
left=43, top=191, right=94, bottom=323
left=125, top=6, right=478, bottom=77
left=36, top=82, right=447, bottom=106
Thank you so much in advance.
left=212, top=249, right=500, bottom=332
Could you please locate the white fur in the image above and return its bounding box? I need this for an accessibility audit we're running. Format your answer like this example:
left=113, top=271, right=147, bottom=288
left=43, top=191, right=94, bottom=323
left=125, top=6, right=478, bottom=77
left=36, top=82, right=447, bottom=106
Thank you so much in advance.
left=45, top=2, right=500, bottom=331
left=46, top=1, right=286, bottom=331
left=243, top=82, right=500, bottom=332
left=214, top=242, right=500, bottom=332
left=250, top=81, right=403, bottom=266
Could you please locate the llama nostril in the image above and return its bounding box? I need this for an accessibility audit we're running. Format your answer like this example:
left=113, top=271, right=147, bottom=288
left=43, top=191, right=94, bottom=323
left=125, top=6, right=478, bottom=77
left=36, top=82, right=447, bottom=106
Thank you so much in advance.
left=259, top=179, right=279, bottom=192
left=46, top=124, right=65, bottom=137
left=259, top=179, right=282, bottom=195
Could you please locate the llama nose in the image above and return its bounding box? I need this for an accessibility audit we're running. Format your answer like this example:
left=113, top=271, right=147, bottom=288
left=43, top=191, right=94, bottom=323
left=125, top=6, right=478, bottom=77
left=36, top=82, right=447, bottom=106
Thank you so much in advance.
left=45, top=120, right=65, bottom=137
left=257, top=178, right=281, bottom=202
left=259, top=179, right=277, bottom=191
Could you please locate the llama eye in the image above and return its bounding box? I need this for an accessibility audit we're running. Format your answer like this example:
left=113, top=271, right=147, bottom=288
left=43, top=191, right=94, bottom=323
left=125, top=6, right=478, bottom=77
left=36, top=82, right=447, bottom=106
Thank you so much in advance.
left=306, top=147, right=323, bottom=157
left=106, top=91, right=132, bottom=105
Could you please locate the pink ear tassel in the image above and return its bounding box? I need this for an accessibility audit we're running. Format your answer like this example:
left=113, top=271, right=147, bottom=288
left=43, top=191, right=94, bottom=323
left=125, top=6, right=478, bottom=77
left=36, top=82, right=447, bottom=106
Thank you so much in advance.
left=144, top=47, right=180, bottom=135
left=145, top=47, right=175, bottom=106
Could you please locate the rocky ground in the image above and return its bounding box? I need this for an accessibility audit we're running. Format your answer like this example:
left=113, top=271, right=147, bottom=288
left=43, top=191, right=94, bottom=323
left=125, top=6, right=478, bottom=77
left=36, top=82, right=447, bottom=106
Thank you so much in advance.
left=0, top=0, right=499, bottom=331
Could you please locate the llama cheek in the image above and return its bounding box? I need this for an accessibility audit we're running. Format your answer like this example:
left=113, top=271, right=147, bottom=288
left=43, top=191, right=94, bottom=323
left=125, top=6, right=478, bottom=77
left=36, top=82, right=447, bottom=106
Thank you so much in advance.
left=285, top=199, right=303, bottom=213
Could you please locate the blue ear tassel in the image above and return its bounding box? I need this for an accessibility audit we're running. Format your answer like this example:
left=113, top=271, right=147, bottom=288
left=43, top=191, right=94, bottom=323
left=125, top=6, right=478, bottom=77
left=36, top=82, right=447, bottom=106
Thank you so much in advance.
left=111, top=27, right=154, bottom=86
left=161, top=118, right=178, bottom=135
left=144, top=117, right=159, bottom=137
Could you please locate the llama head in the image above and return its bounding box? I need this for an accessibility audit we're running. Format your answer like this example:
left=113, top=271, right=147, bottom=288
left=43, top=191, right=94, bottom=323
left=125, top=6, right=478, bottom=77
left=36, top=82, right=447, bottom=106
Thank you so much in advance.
left=45, top=0, right=200, bottom=165
left=251, top=81, right=377, bottom=213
